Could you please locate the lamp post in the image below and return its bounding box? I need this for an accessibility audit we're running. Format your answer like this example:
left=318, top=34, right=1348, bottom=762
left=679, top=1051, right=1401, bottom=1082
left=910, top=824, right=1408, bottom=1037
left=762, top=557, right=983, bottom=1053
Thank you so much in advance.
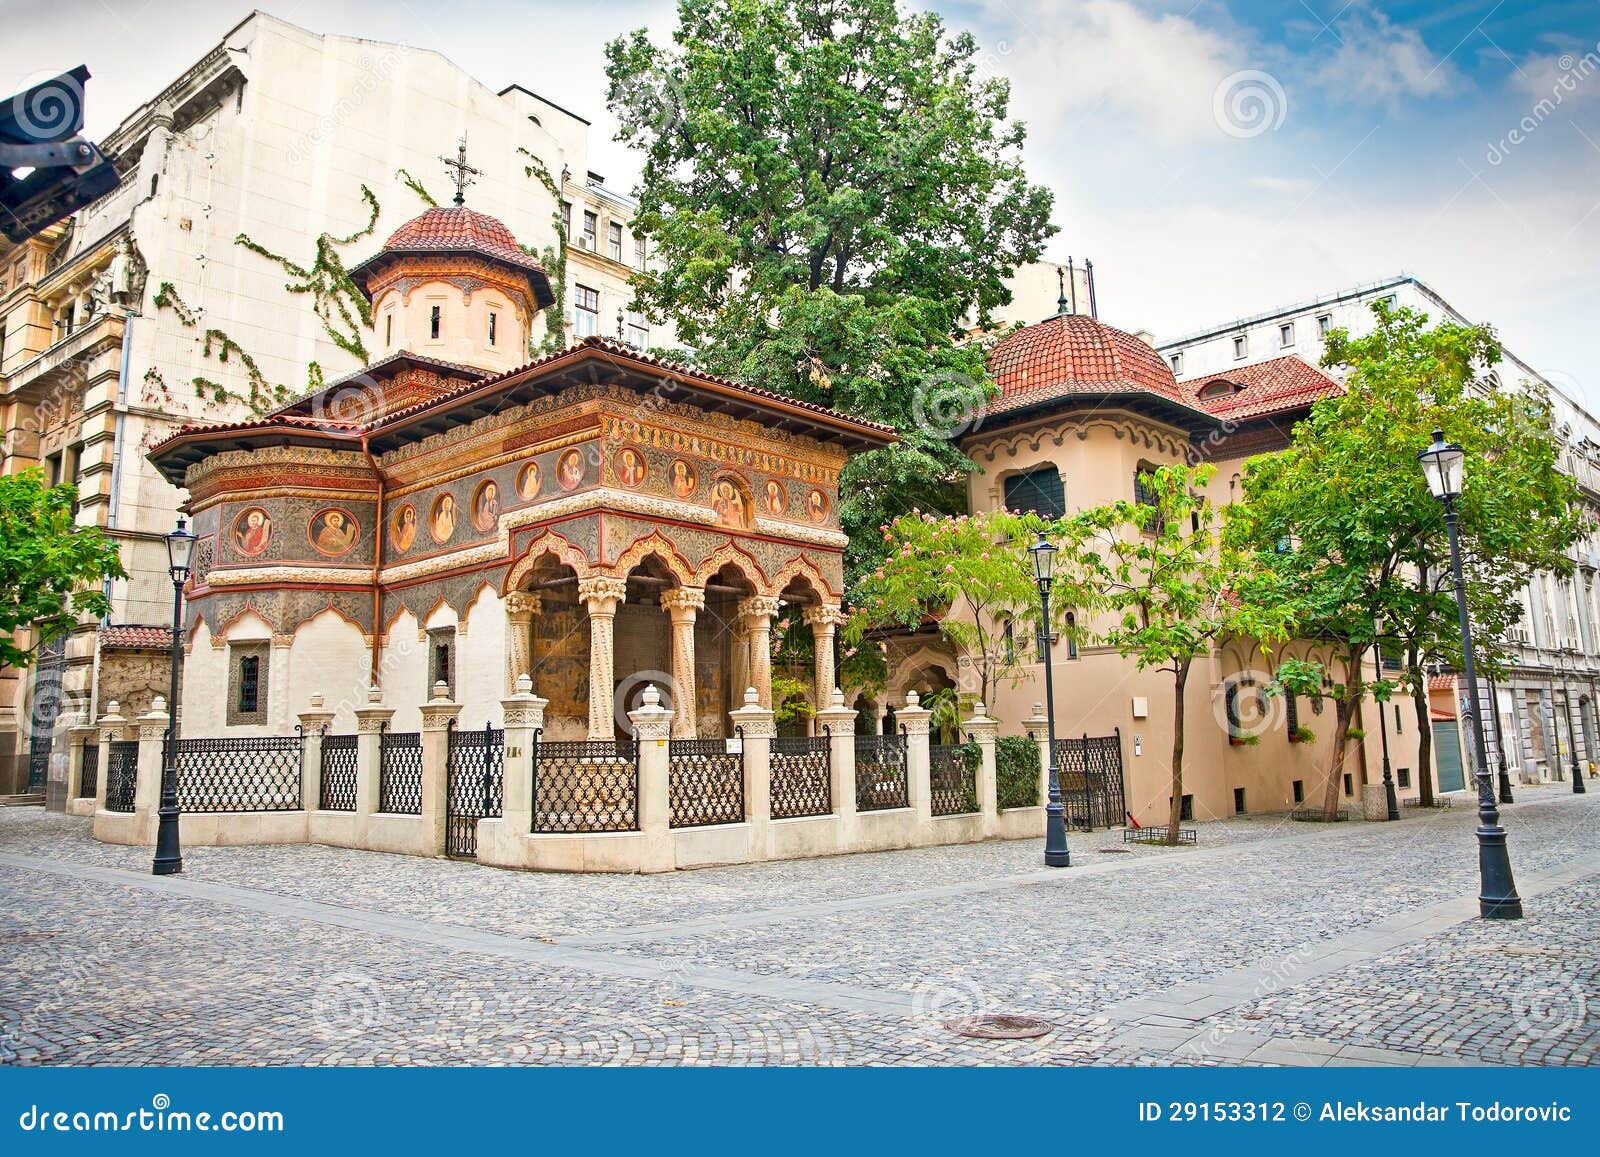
left=1417, top=431, right=1521, bottom=919
left=1372, top=640, right=1400, bottom=820
left=1485, top=672, right=1514, bottom=804
left=1556, top=649, right=1587, bottom=794
left=1030, top=531, right=1071, bottom=868
left=152, top=516, right=196, bottom=877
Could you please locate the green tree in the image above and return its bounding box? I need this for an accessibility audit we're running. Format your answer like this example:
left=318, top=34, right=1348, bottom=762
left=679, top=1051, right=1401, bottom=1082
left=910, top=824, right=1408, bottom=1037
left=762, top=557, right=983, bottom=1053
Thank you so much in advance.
left=606, top=0, right=1057, bottom=581
left=0, top=471, right=125, bottom=668
left=1231, top=302, right=1581, bottom=817
left=1077, top=463, right=1294, bottom=844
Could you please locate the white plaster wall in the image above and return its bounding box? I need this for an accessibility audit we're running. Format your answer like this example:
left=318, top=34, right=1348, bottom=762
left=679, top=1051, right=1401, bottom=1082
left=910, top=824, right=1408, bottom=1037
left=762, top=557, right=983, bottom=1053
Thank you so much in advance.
left=285, top=610, right=372, bottom=730
left=179, top=619, right=227, bottom=735
left=457, top=586, right=506, bottom=729
left=378, top=609, right=428, bottom=732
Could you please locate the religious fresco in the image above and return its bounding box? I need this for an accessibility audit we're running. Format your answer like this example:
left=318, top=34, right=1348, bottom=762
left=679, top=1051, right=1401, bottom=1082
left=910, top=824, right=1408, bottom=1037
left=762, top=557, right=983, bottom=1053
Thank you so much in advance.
left=668, top=459, right=697, bottom=498
left=806, top=489, right=829, bottom=523
left=472, top=479, right=501, bottom=533
left=232, top=508, right=273, bottom=557
left=761, top=478, right=787, bottom=516
left=615, top=446, right=647, bottom=489
left=516, top=461, right=540, bottom=500
left=430, top=493, right=459, bottom=543
left=556, top=449, right=586, bottom=491
left=308, top=508, right=361, bottom=558
left=391, top=504, right=418, bottom=554
left=710, top=474, right=753, bottom=529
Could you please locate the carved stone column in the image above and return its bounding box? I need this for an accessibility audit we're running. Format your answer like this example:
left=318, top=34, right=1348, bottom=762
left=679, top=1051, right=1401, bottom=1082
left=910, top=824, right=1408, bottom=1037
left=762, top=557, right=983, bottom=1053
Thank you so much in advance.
left=503, top=591, right=542, bottom=695
left=739, top=595, right=782, bottom=708
left=661, top=587, right=706, bottom=739
left=803, top=604, right=846, bottom=713
left=579, top=577, right=628, bottom=741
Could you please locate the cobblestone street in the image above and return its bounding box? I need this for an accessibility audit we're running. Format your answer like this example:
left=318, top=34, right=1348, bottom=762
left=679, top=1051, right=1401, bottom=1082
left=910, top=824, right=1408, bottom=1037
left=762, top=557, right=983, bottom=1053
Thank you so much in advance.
left=2, top=788, right=1596, bottom=1067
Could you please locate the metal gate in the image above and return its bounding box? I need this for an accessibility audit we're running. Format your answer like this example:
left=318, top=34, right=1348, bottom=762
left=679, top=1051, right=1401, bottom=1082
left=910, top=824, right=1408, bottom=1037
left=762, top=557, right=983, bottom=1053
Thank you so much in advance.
left=1432, top=720, right=1465, bottom=792
left=26, top=637, right=65, bottom=793
left=26, top=732, right=51, bottom=794
left=1053, top=729, right=1127, bottom=830
left=446, top=722, right=503, bottom=857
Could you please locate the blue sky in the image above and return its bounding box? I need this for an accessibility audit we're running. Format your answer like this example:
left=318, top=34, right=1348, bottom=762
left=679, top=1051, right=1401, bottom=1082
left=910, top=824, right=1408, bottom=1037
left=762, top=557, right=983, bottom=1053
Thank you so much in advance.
left=11, top=0, right=1600, bottom=407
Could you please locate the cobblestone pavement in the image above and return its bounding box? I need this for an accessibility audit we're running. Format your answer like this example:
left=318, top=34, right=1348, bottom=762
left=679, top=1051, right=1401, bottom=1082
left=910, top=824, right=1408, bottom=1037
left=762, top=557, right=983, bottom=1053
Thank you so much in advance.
left=0, top=787, right=1595, bottom=1067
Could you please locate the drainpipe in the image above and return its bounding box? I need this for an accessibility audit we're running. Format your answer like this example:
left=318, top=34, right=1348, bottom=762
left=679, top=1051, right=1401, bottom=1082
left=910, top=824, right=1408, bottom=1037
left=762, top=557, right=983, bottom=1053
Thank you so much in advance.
left=361, top=433, right=384, bottom=688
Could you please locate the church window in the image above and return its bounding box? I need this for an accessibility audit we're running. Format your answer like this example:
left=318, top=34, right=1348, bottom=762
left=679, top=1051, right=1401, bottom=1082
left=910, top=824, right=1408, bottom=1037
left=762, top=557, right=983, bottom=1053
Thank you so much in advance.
left=239, top=657, right=260, bottom=713
left=1199, top=380, right=1236, bottom=399
left=488, top=311, right=498, bottom=346
left=226, top=643, right=270, bottom=726
left=430, top=305, right=442, bottom=341
left=1002, top=466, right=1065, bottom=521
left=608, top=221, right=623, bottom=262
left=384, top=313, right=393, bottom=347
left=574, top=285, right=599, bottom=337
left=428, top=628, right=457, bottom=699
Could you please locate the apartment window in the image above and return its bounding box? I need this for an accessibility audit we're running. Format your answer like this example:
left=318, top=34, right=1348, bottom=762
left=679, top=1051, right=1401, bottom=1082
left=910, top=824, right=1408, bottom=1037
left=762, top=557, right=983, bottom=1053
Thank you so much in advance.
left=626, top=311, right=649, bottom=349
left=633, top=235, right=647, bottom=270
left=1286, top=692, right=1300, bottom=738
left=1397, top=767, right=1412, bottom=789
left=64, top=445, right=81, bottom=513
left=227, top=643, right=270, bottom=726
left=1000, top=616, right=1015, bottom=664
left=608, top=221, right=623, bottom=262
left=428, top=628, right=457, bottom=699
left=1343, top=772, right=1354, bottom=796
left=1232, top=334, right=1247, bottom=360
left=488, top=311, right=498, bottom=347
left=45, top=452, right=62, bottom=488
left=1316, top=313, right=1332, bottom=336
left=561, top=200, right=572, bottom=237
left=1065, top=612, right=1078, bottom=660
left=1169, top=352, right=1182, bottom=374
left=582, top=211, right=597, bottom=249
left=1292, top=779, right=1305, bottom=804
left=1279, top=322, right=1295, bottom=347
left=1134, top=466, right=1164, bottom=533
left=1176, top=794, right=1194, bottom=821
left=1394, top=704, right=1403, bottom=733
left=1003, top=465, right=1065, bottom=521
left=1233, top=787, right=1247, bottom=815
left=430, top=305, right=441, bottom=340
left=574, top=285, right=599, bottom=337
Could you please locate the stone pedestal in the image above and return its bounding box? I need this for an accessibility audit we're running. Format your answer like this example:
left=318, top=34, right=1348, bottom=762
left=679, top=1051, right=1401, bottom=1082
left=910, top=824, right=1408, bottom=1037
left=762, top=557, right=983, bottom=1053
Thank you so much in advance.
left=899, top=689, right=933, bottom=822
left=814, top=687, right=857, bottom=824
left=1024, top=702, right=1051, bottom=809
left=1361, top=782, right=1389, bottom=822
left=353, top=685, right=394, bottom=823
left=297, top=694, right=335, bottom=812
left=967, top=703, right=1000, bottom=837
left=629, top=684, right=674, bottom=873
left=730, top=688, right=774, bottom=848
left=500, top=673, right=547, bottom=835
left=420, top=682, right=461, bottom=856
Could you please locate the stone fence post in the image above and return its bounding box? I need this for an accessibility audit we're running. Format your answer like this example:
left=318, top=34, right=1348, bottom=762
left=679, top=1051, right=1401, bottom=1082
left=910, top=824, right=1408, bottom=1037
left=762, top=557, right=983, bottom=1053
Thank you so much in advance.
left=353, top=686, right=393, bottom=823
left=66, top=713, right=96, bottom=807
left=420, top=681, right=461, bottom=856
left=967, top=702, right=999, bottom=837
left=900, top=689, right=932, bottom=823
left=730, top=688, right=774, bottom=852
left=629, top=684, right=674, bottom=873
left=1025, top=702, right=1051, bottom=808
left=500, top=674, right=546, bottom=836
left=95, top=702, right=126, bottom=813
left=814, top=687, right=856, bottom=824
left=135, top=697, right=171, bottom=842
left=297, top=694, right=335, bottom=812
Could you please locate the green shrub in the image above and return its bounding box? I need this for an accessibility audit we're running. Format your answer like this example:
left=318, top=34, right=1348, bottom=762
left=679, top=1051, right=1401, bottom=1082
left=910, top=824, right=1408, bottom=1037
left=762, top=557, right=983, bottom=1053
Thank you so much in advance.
left=996, top=735, right=1041, bottom=809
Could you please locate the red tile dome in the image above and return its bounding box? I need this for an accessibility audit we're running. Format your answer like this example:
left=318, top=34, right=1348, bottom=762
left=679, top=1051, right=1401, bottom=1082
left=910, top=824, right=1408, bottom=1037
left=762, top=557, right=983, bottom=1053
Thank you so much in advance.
left=350, top=206, right=555, bottom=308
left=983, top=313, right=1207, bottom=424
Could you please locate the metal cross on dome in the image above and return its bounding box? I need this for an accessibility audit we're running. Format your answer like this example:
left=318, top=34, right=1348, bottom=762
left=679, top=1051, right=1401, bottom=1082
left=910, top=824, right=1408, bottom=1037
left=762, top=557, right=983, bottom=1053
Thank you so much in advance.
left=439, top=136, right=480, bottom=206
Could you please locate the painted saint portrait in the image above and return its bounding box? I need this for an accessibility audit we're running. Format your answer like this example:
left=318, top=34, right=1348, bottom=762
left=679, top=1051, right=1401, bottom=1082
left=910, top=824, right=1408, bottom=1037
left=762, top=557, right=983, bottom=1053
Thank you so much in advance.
left=669, top=459, right=697, bottom=499
left=516, top=461, right=541, bottom=501
left=472, top=480, right=500, bottom=533
left=232, top=507, right=272, bottom=558
left=616, top=447, right=647, bottom=489
left=807, top=489, right=829, bottom=524
left=711, top=478, right=750, bottom=530
left=390, top=504, right=418, bottom=554
left=557, top=449, right=585, bottom=492
left=762, top=478, right=786, bottom=516
left=308, top=508, right=360, bottom=558
left=430, top=492, right=458, bottom=544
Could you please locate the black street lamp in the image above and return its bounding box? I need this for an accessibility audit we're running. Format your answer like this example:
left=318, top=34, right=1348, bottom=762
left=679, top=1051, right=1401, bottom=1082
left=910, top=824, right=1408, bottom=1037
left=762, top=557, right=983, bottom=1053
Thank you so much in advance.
left=152, top=516, right=196, bottom=877
left=1486, top=672, right=1514, bottom=805
left=1371, top=641, right=1400, bottom=820
left=1556, top=649, right=1587, bottom=795
left=1030, top=531, right=1071, bottom=868
left=1418, top=431, right=1521, bottom=919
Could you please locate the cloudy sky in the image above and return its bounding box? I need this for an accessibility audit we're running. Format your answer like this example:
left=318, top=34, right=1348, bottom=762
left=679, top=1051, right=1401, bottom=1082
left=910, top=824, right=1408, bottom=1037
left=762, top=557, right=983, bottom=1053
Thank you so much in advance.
left=9, top=0, right=1600, bottom=407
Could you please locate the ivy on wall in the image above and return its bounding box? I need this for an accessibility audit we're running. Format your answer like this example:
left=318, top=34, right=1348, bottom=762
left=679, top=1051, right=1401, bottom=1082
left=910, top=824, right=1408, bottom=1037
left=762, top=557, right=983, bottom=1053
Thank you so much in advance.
left=395, top=168, right=439, bottom=209
left=517, top=147, right=568, bottom=356
left=151, top=283, right=292, bottom=416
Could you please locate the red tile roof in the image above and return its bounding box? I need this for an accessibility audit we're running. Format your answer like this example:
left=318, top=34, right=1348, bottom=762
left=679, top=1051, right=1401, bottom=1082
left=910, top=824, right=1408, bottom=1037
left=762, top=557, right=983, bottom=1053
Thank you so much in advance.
left=983, top=313, right=1213, bottom=424
left=99, top=625, right=173, bottom=650
left=380, top=206, right=548, bottom=277
left=1183, top=355, right=1342, bottom=421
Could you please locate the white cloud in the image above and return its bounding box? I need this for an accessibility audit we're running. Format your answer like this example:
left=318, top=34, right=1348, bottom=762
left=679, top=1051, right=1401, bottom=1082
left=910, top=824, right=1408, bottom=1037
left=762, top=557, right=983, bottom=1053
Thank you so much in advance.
left=1508, top=44, right=1600, bottom=108
left=1313, top=3, right=1461, bottom=105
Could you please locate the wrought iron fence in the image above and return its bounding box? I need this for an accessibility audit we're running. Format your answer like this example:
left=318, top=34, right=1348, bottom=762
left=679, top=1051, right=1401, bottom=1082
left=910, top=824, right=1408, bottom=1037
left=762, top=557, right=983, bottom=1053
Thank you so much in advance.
left=855, top=729, right=909, bottom=812
left=668, top=738, right=744, bottom=828
left=1052, top=730, right=1126, bottom=831
left=79, top=739, right=99, bottom=799
left=173, top=733, right=303, bottom=812
left=26, top=733, right=50, bottom=793
left=104, top=740, right=137, bottom=812
left=533, top=736, right=638, bottom=833
left=446, top=723, right=504, bottom=857
left=930, top=742, right=980, bottom=816
left=319, top=733, right=358, bottom=812
left=378, top=729, right=423, bottom=814
left=770, top=735, right=830, bottom=819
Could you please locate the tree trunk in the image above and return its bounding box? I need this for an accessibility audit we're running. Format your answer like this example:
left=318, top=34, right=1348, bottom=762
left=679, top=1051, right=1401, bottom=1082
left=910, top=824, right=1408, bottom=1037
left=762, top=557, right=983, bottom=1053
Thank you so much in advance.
left=1320, top=645, right=1362, bottom=820
left=1410, top=659, right=1435, bottom=807
left=1167, top=660, right=1189, bottom=844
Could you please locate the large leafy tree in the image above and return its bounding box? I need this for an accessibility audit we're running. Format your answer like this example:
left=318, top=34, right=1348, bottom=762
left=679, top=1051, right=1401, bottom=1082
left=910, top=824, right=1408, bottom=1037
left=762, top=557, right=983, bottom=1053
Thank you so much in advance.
left=0, top=471, right=125, bottom=668
left=1230, top=302, right=1581, bottom=817
left=606, top=0, right=1057, bottom=580
left=1077, top=463, right=1293, bottom=844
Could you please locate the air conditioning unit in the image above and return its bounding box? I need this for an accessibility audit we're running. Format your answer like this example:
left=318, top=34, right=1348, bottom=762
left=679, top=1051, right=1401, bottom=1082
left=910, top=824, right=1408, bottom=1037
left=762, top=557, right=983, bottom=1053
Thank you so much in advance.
left=577, top=235, right=593, bottom=250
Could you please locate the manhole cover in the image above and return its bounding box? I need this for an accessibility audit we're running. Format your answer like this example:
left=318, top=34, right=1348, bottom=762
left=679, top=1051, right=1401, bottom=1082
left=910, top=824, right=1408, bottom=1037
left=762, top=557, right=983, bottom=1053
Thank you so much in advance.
left=945, top=1014, right=1055, bottom=1040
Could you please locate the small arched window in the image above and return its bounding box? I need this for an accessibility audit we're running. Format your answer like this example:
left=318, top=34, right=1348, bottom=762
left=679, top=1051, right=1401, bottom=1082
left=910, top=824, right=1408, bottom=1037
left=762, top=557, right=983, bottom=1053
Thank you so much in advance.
left=238, top=656, right=259, bottom=713
left=1065, top=612, right=1079, bottom=660
left=1002, top=466, right=1065, bottom=520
